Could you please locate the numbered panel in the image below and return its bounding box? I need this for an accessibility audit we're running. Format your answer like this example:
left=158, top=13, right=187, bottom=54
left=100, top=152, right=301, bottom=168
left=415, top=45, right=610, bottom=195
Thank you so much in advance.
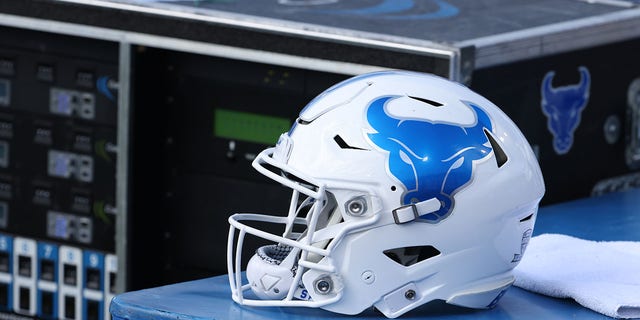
left=0, top=234, right=12, bottom=312
left=37, top=242, right=58, bottom=319
left=13, top=237, right=36, bottom=316
left=83, top=250, right=105, bottom=320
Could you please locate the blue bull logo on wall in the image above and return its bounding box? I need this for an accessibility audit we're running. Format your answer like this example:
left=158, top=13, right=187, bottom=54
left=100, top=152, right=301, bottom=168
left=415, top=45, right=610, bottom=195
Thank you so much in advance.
left=541, top=67, right=591, bottom=155
left=366, top=96, right=493, bottom=223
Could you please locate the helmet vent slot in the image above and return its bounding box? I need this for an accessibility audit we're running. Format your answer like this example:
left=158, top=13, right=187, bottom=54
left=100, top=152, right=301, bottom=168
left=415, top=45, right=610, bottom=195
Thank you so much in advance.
left=484, top=129, right=508, bottom=168
left=520, top=213, right=534, bottom=223
left=333, top=135, right=368, bottom=150
left=383, top=245, right=441, bottom=267
left=408, top=96, right=443, bottom=107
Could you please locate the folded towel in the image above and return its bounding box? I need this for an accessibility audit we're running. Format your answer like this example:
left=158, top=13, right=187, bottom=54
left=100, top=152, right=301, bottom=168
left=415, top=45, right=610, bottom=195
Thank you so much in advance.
left=513, top=233, right=640, bottom=319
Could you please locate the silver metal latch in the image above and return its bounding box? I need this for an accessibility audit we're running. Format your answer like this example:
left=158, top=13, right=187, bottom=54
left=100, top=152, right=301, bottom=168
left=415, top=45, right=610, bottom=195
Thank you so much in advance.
left=392, top=198, right=441, bottom=224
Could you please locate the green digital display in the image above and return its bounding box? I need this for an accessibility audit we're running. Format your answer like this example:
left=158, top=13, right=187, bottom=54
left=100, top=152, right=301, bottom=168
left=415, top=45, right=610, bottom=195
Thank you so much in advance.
left=214, top=108, right=291, bottom=145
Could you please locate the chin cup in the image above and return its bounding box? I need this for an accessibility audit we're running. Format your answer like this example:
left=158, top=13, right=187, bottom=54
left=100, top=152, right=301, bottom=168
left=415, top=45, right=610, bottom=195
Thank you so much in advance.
left=246, top=244, right=297, bottom=300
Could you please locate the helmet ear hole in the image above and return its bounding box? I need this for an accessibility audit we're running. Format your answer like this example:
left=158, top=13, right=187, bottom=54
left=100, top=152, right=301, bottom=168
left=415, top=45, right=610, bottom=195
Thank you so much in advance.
left=383, top=245, right=441, bottom=267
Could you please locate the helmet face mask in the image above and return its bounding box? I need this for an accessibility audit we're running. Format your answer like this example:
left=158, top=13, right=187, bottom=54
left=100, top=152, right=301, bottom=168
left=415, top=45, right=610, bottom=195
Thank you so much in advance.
left=228, top=146, right=383, bottom=307
left=227, top=71, right=545, bottom=318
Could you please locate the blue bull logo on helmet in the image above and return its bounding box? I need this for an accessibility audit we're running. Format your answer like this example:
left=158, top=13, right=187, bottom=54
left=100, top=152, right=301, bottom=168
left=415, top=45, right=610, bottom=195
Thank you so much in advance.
left=366, top=96, right=494, bottom=223
left=541, top=67, right=590, bottom=155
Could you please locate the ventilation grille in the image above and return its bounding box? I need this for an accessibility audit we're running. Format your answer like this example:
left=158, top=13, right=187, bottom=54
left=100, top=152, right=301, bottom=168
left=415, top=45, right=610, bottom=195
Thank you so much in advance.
left=520, top=213, right=534, bottom=222
left=484, top=129, right=508, bottom=168
left=384, top=245, right=441, bottom=267
left=408, top=96, right=443, bottom=107
left=333, top=135, right=367, bottom=150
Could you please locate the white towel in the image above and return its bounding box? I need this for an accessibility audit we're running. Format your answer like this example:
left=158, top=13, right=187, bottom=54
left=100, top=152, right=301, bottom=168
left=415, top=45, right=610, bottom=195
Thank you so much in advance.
left=513, top=234, right=640, bottom=319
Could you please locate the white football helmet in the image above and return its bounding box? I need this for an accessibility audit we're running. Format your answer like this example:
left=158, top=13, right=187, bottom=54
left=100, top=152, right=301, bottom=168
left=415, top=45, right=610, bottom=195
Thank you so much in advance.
left=227, top=71, right=545, bottom=318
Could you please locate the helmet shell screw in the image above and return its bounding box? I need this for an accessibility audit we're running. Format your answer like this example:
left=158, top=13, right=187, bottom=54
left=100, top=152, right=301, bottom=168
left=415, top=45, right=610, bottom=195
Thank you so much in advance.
left=405, top=289, right=416, bottom=300
left=346, top=197, right=367, bottom=216
left=314, top=277, right=333, bottom=295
